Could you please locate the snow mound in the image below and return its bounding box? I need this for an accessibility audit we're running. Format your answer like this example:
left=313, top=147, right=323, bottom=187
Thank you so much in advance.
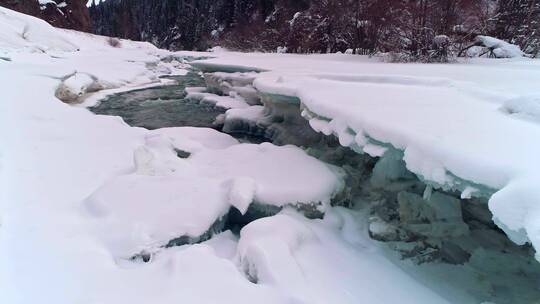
left=235, top=209, right=452, bottom=303
left=55, top=72, right=104, bottom=103
left=224, top=105, right=266, bottom=123
left=84, top=173, right=229, bottom=257
left=84, top=127, right=344, bottom=257
left=476, top=35, right=525, bottom=58
left=501, top=95, right=540, bottom=123
left=186, top=91, right=250, bottom=109
left=191, top=142, right=345, bottom=207
left=151, top=127, right=240, bottom=153
left=205, top=71, right=261, bottom=105
left=236, top=211, right=317, bottom=289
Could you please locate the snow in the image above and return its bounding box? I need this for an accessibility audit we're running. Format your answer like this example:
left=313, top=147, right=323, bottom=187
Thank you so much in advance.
left=500, top=94, right=540, bottom=123
left=84, top=125, right=344, bottom=257
left=186, top=90, right=250, bottom=109
left=2, top=7, right=286, bottom=303
left=193, top=51, right=540, bottom=259
left=190, top=143, right=345, bottom=207
left=56, top=72, right=101, bottom=103
left=226, top=177, right=257, bottom=215
left=0, top=8, right=359, bottom=304
left=236, top=208, right=453, bottom=303
left=0, top=6, right=78, bottom=51
left=152, top=127, right=240, bottom=152
left=476, top=35, right=525, bottom=58
left=3, top=6, right=540, bottom=304
left=84, top=173, right=229, bottom=257
left=225, top=105, right=266, bottom=123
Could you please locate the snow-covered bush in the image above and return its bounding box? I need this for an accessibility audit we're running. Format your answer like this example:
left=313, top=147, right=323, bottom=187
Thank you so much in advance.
left=475, top=35, right=525, bottom=58
left=276, top=46, right=287, bottom=53
left=383, top=33, right=454, bottom=63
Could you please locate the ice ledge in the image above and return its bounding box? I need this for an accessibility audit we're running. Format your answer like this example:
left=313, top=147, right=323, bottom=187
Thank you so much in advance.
left=245, top=73, right=540, bottom=260
left=191, top=61, right=267, bottom=74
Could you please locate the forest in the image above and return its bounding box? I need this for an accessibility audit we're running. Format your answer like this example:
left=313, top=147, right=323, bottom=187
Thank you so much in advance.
left=90, top=0, right=540, bottom=61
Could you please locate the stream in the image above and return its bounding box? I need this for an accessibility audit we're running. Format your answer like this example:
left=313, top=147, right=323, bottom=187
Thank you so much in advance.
left=91, top=73, right=224, bottom=129
left=89, top=67, right=540, bottom=304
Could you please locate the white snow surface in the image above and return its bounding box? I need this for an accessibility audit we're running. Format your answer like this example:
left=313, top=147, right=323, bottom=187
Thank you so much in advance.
left=476, top=35, right=525, bottom=58
left=2, top=6, right=537, bottom=304
left=236, top=208, right=454, bottom=304
left=186, top=90, right=250, bottom=109
left=193, top=51, right=540, bottom=259
left=500, top=94, right=540, bottom=123
left=225, top=105, right=266, bottom=123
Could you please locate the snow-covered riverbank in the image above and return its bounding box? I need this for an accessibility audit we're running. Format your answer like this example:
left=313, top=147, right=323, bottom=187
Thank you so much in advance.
left=2, top=6, right=540, bottom=304
left=192, top=50, right=540, bottom=258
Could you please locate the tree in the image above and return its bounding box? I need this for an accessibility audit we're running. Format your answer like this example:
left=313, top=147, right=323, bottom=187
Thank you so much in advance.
left=491, top=0, right=540, bottom=56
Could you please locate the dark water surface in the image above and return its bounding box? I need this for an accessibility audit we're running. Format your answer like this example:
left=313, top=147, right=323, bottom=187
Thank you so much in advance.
left=90, top=72, right=225, bottom=130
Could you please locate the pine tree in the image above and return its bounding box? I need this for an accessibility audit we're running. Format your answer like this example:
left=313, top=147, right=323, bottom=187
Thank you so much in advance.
left=491, top=0, right=540, bottom=56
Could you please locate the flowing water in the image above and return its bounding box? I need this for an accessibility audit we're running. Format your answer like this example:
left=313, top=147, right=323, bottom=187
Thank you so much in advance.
left=91, top=73, right=225, bottom=130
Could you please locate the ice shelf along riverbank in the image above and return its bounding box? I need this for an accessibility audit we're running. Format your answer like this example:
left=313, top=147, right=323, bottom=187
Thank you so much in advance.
left=87, top=59, right=540, bottom=303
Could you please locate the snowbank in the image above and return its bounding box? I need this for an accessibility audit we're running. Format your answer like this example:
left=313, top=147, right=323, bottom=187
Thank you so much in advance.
left=84, top=127, right=344, bottom=257
left=191, top=143, right=344, bottom=207
left=3, top=6, right=537, bottom=304
left=236, top=209, right=452, bottom=303
left=193, top=51, right=540, bottom=260
left=0, top=6, right=78, bottom=51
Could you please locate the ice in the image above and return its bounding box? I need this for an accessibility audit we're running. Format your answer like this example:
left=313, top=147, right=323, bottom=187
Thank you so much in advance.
left=195, top=52, right=540, bottom=258
left=397, top=191, right=469, bottom=239
left=226, top=177, right=257, bottom=215
left=204, top=71, right=261, bottom=105
left=186, top=91, right=250, bottom=109
left=1, top=9, right=291, bottom=303
left=85, top=126, right=345, bottom=257
left=224, top=105, right=266, bottom=123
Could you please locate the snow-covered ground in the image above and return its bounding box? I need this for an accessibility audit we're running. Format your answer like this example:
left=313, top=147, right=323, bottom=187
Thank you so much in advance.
left=2, top=6, right=540, bottom=304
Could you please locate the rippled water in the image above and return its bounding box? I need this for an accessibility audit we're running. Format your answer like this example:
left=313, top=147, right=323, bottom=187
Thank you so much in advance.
left=90, top=72, right=225, bottom=130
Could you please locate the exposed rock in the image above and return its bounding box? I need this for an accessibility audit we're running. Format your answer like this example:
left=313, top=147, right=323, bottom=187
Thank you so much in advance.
left=55, top=72, right=103, bottom=104
left=368, top=216, right=409, bottom=242
left=398, top=191, right=469, bottom=238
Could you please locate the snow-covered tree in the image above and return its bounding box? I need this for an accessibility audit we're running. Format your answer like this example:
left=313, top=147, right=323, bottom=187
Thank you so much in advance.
left=490, top=0, right=540, bottom=56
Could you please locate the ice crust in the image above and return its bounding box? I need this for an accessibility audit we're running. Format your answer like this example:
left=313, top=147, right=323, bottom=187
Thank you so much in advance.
left=195, top=51, right=540, bottom=260
left=202, top=65, right=540, bottom=303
